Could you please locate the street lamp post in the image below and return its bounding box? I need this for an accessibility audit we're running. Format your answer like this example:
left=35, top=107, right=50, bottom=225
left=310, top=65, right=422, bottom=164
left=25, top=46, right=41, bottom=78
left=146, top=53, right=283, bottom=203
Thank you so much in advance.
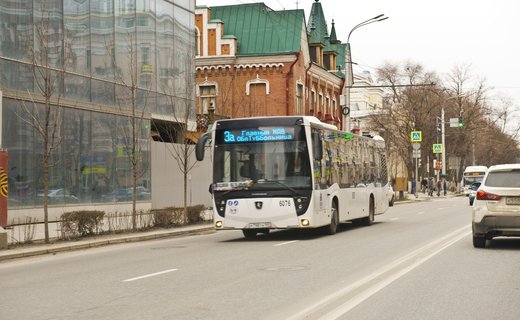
left=343, top=14, right=388, bottom=132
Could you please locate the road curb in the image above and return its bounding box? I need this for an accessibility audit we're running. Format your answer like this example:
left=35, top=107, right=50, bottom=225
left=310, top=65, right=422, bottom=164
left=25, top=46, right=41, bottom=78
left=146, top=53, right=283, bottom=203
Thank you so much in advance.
left=0, top=226, right=215, bottom=262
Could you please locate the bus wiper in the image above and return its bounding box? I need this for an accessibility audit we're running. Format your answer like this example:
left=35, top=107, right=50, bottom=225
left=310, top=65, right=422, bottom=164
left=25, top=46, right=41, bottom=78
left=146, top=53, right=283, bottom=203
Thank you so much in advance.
left=257, top=179, right=300, bottom=195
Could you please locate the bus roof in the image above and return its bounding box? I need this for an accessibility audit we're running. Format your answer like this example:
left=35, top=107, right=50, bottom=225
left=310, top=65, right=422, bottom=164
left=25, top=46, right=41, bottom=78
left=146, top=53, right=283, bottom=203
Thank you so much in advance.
left=211, top=116, right=384, bottom=142
left=463, top=165, right=488, bottom=173
left=215, top=115, right=337, bottom=129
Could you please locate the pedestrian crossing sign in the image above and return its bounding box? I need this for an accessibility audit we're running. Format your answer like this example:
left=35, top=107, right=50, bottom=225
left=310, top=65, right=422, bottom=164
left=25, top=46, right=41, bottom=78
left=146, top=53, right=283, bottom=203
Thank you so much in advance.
left=432, top=144, right=443, bottom=154
left=410, top=131, right=422, bottom=142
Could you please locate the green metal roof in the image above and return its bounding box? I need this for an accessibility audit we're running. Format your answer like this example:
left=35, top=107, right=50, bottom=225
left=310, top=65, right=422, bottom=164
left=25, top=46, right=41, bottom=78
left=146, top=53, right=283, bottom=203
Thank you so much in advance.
left=307, top=1, right=328, bottom=45
left=210, top=3, right=305, bottom=56
left=307, top=1, right=347, bottom=76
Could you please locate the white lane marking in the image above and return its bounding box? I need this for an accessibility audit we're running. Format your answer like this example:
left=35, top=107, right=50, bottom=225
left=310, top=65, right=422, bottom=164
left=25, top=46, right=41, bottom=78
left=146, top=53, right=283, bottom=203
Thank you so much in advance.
left=437, top=207, right=444, bottom=210
left=274, top=240, right=299, bottom=247
left=287, top=225, right=470, bottom=320
left=418, top=211, right=425, bottom=215
left=390, top=217, right=400, bottom=221
left=123, top=269, right=178, bottom=282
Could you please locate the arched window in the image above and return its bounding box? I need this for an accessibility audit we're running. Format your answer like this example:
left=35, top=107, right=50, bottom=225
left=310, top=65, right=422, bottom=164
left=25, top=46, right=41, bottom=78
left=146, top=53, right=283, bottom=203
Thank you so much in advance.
left=195, top=27, right=201, bottom=56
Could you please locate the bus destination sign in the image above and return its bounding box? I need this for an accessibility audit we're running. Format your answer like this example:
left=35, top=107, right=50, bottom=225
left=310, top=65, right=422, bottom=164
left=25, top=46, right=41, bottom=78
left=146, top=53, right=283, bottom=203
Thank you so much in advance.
left=223, top=127, right=294, bottom=143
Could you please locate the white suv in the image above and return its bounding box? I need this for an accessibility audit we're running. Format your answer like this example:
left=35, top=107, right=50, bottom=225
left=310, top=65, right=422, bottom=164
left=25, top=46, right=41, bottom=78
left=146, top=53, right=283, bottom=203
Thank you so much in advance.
left=472, top=164, right=520, bottom=248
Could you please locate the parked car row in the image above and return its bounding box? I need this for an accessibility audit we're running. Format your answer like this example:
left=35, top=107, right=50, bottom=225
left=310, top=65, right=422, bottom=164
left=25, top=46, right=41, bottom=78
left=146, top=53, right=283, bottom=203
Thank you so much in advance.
left=101, top=186, right=151, bottom=202
left=34, top=187, right=151, bottom=204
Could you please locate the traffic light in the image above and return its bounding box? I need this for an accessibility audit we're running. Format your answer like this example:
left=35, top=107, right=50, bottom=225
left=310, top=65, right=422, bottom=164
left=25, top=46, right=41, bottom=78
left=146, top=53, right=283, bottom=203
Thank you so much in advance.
left=458, top=116, right=463, bottom=128
left=436, top=118, right=441, bottom=132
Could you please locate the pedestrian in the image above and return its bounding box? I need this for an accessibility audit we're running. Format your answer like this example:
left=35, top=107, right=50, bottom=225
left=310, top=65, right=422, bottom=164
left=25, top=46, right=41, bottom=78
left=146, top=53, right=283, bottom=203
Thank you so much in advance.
left=443, top=179, right=447, bottom=196
left=436, top=179, right=441, bottom=197
left=411, top=179, right=417, bottom=197
left=421, top=178, right=427, bottom=194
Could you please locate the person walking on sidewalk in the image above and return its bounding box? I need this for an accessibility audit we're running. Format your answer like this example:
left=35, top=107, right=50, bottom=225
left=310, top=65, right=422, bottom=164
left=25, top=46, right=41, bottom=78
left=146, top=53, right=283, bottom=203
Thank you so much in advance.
left=427, top=178, right=433, bottom=196
left=443, top=179, right=447, bottom=196
left=436, top=179, right=441, bottom=197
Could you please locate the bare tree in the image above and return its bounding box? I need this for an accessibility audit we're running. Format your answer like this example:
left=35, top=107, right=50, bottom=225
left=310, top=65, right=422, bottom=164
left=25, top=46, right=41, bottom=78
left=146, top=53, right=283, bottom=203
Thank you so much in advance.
left=156, top=51, right=197, bottom=224
left=370, top=62, right=520, bottom=184
left=369, top=61, right=442, bottom=180
left=111, top=34, right=151, bottom=231
left=16, top=0, right=67, bottom=243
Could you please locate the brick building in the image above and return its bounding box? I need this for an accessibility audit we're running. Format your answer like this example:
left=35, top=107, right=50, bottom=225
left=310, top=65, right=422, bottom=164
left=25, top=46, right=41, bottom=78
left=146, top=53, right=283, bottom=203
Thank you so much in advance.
left=194, top=1, right=346, bottom=132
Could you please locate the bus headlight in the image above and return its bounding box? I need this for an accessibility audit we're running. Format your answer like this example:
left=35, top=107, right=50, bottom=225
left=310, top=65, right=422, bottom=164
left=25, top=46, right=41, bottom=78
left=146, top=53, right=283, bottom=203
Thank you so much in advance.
left=215, top=221, right=223, bottom=228
left=294, top=196, right=310, bottom=216
left=301, top=219, right=310, bottom=227
left=214, top=199, right=227, bottom=218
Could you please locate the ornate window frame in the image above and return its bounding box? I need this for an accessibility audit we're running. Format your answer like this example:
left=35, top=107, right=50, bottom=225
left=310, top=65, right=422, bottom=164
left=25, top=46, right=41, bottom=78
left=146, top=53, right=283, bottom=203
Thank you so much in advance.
left=246, top=74, right=269, bottom=95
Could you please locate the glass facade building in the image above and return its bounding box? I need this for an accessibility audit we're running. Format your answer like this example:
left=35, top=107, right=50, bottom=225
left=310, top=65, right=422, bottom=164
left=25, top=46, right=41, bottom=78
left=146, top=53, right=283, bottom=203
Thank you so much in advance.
left=0, top=0, right=195, bottom=208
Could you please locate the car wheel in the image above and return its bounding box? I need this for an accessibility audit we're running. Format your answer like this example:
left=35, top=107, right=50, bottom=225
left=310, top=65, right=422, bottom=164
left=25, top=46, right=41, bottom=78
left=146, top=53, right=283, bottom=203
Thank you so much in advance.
left=473, top=235, right=486, bottom=248
left=389, top=195, right=395, bottom=207
left=469, top=198, right=474, bottom=206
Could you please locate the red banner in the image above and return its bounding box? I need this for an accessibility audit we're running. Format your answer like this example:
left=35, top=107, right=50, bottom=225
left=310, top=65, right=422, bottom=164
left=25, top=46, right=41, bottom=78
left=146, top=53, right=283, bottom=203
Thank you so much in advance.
left=0, top=150, right=7, bottom=227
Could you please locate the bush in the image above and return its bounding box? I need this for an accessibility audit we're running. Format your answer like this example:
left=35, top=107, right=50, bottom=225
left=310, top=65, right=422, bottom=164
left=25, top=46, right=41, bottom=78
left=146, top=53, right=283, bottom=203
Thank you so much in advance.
left=187, top=204, right=206, bottom=224
left=152, top=205, right=206, bottom=227
left=60, top=210, right=105, bottom=238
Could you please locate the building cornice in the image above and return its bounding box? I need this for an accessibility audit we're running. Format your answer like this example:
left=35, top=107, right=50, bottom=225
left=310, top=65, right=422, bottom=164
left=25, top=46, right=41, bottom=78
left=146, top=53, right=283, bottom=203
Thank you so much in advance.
left=307, top=64, right=343, bottom=86
left=196, top=54, right=297, bottom=66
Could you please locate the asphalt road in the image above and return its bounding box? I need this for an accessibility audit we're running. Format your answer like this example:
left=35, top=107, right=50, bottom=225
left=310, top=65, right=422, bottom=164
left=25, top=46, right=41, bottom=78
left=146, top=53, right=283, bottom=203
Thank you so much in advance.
left=1, top=197, right=519, bottom=320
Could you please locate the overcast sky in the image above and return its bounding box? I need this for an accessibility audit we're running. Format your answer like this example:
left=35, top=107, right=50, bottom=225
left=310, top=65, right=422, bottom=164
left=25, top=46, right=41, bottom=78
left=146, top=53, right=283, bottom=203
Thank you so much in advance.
left=199, top=0, right=520, bottom=118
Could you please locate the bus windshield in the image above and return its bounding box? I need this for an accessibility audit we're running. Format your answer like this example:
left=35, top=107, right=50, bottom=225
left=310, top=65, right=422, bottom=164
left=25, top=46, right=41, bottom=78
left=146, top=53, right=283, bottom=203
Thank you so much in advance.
left=463, top=176, right=484, bottom=186
left=213, top=126, right=311, bottom=192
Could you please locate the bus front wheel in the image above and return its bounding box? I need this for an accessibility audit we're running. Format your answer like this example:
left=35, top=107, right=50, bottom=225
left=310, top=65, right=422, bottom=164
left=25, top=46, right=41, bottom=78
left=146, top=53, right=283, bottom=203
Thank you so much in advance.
left=361, top=199, right=375, bottom=226
left=325, top=201, right=339, bottom=235
left=242, top=229, right=258, bottom=239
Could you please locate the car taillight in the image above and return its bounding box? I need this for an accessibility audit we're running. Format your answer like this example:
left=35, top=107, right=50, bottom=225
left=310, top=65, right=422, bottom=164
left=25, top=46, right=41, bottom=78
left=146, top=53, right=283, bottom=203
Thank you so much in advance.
left=476, top=190, right=501, bottom=201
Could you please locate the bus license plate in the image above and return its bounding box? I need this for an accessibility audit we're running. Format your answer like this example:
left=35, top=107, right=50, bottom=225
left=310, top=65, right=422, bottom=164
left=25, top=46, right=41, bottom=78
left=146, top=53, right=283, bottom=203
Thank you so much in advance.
left=506, top=197, right=520, bottom=205
left=247, top=222, right=271, bottom=228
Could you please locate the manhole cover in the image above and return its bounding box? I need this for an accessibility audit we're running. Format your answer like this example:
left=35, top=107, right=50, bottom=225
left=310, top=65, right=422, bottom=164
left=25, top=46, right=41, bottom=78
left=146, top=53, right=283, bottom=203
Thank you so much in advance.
left=258, top=266, right=308, bottom=272
left=150, top=245, right=187, bottom=250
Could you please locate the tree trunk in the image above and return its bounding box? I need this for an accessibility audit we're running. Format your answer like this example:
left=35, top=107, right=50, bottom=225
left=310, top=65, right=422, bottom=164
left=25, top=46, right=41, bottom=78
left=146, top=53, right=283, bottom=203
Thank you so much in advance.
left=183, top=145, right=188, bottom=225
left=43, top=154, right=50, bottom=243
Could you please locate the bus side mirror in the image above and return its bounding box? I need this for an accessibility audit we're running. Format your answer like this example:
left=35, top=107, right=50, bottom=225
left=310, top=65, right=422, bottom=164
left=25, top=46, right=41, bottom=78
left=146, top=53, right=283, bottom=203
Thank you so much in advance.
left=196, top=133, right=209, bottom=161
left=312, top=132, right=322, bottom=161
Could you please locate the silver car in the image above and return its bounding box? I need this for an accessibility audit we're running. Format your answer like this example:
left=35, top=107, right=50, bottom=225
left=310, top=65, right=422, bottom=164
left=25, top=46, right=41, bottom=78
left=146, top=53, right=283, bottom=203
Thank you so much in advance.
left=472, top=164, right=520, bottom=248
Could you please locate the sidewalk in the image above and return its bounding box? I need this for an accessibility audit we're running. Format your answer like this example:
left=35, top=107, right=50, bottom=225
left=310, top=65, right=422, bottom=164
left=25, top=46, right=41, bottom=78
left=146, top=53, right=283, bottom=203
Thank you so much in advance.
left=0, top=223, right=215, bottom=262
left=394, top=190, right=460, bottom=205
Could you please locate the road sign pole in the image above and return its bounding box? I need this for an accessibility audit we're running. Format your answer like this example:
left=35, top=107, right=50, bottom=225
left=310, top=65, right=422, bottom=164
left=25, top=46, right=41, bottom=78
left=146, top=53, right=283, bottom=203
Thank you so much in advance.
left=441, top=107, right=446, bottom=177
left=415, top=156, right=419, bottom=197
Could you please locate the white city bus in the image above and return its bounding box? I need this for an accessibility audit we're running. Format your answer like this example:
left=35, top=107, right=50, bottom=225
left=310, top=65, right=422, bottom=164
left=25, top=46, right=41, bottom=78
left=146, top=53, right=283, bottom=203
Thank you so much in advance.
left=196, top=116, right=390, bottom=238
left=461, top=165, right=488, bottom=196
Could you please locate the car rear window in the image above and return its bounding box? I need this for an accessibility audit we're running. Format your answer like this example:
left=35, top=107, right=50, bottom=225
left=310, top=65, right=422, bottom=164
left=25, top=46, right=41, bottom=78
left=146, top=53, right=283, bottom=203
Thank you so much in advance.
left=484, top=169, right=520, bottom=187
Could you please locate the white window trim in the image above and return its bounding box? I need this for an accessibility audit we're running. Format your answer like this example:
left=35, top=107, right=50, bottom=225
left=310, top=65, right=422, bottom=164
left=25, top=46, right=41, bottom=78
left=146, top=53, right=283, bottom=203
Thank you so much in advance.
left=196, top=78, right=219, bottom=96
left=246, top=74, right=269, bottom=95
left=295, top=80, right=305, bottom=115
